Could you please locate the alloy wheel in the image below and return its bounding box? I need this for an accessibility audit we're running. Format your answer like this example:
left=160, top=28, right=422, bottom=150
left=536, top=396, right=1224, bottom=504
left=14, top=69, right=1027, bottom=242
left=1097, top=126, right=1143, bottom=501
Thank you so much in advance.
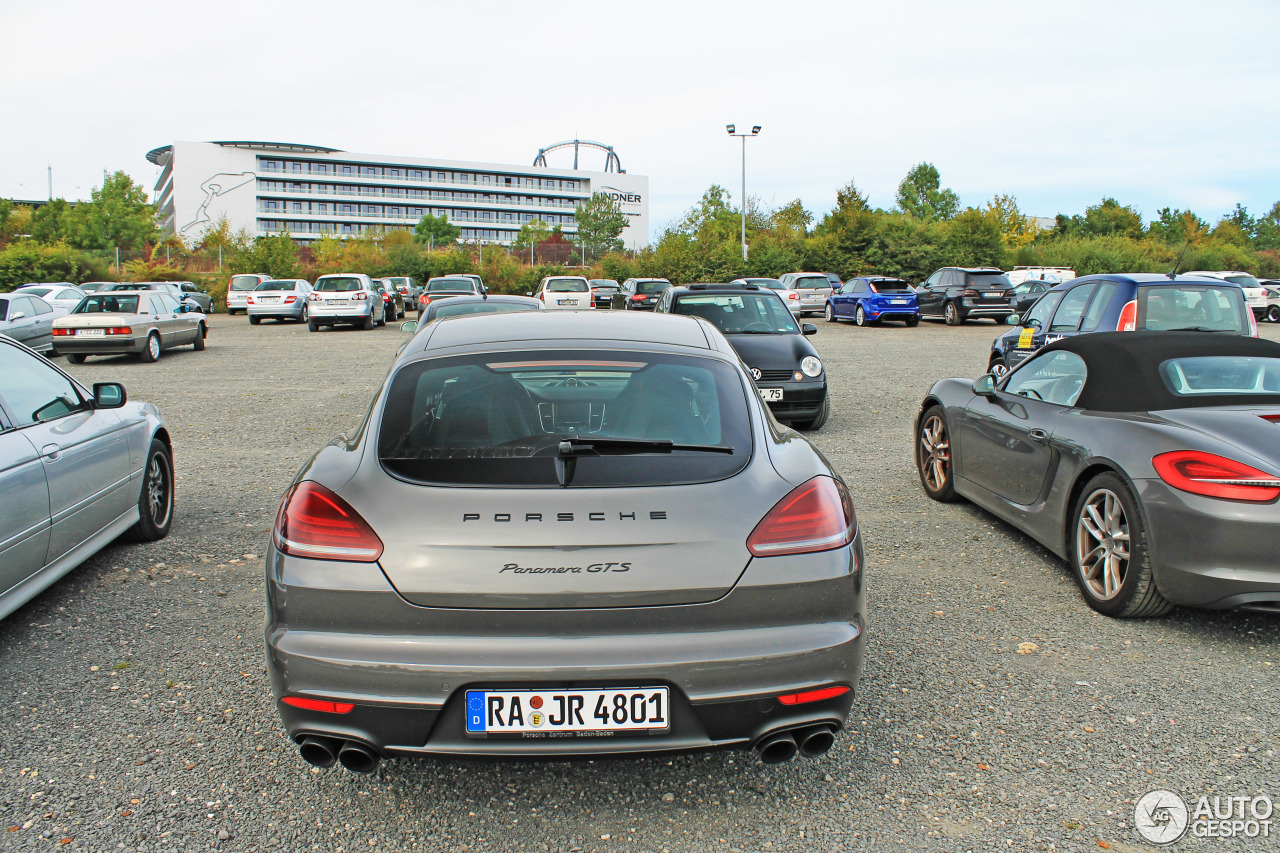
left=1075, top=488, right=1130, bottom=600
left=148, top=334, right=160, bottom=360
left=145, top=450, right=172, bottom=529
left=1269, top=305, right=1280, bottom=323
left=919, top=414, right=950, bottom=491
left=990, top=360, right=1009, bottom=379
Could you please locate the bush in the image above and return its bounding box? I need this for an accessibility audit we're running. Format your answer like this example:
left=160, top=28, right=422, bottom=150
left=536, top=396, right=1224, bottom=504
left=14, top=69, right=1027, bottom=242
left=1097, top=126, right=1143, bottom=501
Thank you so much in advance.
left=0, top=240, right=113, bottom=290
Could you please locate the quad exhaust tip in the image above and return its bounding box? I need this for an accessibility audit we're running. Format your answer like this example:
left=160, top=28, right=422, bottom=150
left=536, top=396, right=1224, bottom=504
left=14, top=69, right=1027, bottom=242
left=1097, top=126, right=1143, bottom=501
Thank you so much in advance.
left=755, top=724, right=838, bottom=763
left=297, top=737, right=380, bottom=774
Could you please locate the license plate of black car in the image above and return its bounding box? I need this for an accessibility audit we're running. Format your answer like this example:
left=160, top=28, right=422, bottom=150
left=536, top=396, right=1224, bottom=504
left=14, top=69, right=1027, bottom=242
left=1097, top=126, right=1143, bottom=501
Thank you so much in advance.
left=465, top=688, right=670, bottom=736
left=984, top=292, right=1001, bottom=298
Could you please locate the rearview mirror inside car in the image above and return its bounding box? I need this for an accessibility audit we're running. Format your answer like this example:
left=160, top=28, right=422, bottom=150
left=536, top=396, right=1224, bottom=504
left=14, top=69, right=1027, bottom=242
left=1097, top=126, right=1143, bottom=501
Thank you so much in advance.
left=92, top=382, right=127, bottom=408
left=801, top=324, right=818, bottom=336
left=971, top=374, right=997, bottom=397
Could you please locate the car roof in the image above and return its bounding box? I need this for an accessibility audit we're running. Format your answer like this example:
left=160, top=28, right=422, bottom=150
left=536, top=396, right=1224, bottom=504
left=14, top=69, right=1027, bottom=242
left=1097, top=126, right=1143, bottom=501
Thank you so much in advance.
left=412, top=310, right=715, bottom=355
left=1046, top=273, right=1248, bottom=292
left=1037, top=331, right=1280, bottom=411
left=429, top=294, right=539, bottom=307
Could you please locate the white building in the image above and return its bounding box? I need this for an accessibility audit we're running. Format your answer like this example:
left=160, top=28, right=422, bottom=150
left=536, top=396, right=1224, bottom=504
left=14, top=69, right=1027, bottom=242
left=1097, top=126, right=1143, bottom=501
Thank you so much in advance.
left=145, top=141, right=650, bottom=248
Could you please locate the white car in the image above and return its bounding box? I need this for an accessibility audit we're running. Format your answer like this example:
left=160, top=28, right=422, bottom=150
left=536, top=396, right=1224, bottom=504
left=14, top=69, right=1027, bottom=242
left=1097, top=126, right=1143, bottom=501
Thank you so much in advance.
left=226, top=273, right=273, bottom=314
left=1184, top=271, right=1268, bottom=318
left=731, top=277, right=802, bottom=315
left=1006, top=266, right=1075, bottom=286
left=306, top=273, right=387, bottom=331
left=1262, top=280, right=1280, bottom=323
left=14, top=283, right=87, bottom=312
left=530, top=275, right=591, bottom=309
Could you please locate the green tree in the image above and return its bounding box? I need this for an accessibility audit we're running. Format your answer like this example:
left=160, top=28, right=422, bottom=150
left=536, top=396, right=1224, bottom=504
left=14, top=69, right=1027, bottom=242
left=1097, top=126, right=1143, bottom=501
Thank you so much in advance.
left=30, top=199, right=73, bottom=243
left=513, top=219, right=550, bottom=251
left=1148, top=207, right=1209, bottom=245
left=983, top=194, right=1034, bottom=250
left=413, top=212, right=461, bottom=245
left=947, top=207, right=1004, bottom=267
left=769, top=199, right=813, bottom=239
left=895, top=163, right=959, bottom=222
left=246, top=232, right=300, bottom=279
left=66, top=171, right=157, bottom=251
left=812, top=180, right=879, bottom=276
left=574, top=192, right=629, bottom=255
left=1081, top=198, right=1144, bottom=239
left=1254, top=201, right=1280, bottom=251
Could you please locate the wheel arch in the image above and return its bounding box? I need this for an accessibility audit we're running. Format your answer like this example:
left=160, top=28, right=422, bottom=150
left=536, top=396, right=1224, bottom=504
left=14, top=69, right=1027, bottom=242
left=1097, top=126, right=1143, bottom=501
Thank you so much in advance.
left=1061, top=458, right=1141, bottom=556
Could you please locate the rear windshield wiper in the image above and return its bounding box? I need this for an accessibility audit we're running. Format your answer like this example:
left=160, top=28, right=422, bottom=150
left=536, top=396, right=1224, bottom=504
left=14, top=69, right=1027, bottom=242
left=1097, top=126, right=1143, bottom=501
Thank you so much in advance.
left=557, top=437, right=734, bottom=456
left=1161, top=326, right=1231, bottom=332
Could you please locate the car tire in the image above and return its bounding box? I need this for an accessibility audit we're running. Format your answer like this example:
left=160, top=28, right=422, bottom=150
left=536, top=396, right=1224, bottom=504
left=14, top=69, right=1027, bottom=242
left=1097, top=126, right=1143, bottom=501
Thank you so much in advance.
left=944, top=302, right=961, bottom=326
left=193, top=324, right=206, bottom=351
left=988, top=355, right=1009, bottom=379
left=1268, top=305, right=1280, bottom=323
left=249, top=316, right=261, bottom=325
left=906, top=314, right=920, bottom=327
left=300, top=305, right=309, bottom=323
left=824, top=304, right=837, bottom=323
left=855, top=306, right=869, bottom=327
left=916, top=406, right=958, bottom=502
left=141, top=332, right=161, bottom=363
left=69, top=353, right=87, bottom=364
left=362, top=314, right=374, bottom=331
left=1070, top=472, right=1172, bottom=618
left=794, top=396, right=830, bottom=431
left=307, top=319, right=319, bottom=332
left=121, top=438, right=173, bottom=543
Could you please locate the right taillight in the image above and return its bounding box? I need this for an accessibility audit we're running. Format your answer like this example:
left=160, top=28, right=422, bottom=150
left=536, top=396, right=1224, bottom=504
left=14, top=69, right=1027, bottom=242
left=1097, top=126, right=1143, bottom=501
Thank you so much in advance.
left=1117, top=299, right=1137, bottom=331
left=746, top=476, right=856, bottom=557
left=274, top=481, right=384, bottom=561
left=1152, top=451, right=1280, bottom=502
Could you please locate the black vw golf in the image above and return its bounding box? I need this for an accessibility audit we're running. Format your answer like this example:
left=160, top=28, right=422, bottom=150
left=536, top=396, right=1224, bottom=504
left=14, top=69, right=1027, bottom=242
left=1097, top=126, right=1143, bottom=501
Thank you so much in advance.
left=656, top=283, right=829, bottom=429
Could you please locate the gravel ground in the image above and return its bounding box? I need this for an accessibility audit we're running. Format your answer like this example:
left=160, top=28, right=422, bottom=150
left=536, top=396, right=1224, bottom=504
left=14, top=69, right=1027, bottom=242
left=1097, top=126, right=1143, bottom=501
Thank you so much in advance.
left=2, top=312, right=1277, bottom=853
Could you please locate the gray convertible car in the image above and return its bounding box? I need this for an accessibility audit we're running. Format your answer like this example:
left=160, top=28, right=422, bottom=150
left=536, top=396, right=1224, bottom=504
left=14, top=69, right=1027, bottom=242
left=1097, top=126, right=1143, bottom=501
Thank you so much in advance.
left=266, top=311, right=865, bottom=773
left=916, top=332, right=1280, bottom=617
left=0, top=335, right=173, bottom=621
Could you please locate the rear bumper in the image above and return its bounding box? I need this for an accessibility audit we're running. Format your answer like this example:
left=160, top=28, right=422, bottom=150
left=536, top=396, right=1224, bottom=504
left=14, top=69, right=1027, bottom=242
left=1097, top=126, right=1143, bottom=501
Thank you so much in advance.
left=52, top=335, right=147, bottom=355
left=1137, top=479, right=1280, bottom=610
left=248, top=302, right=304, bottom=318
left=959, top=300, right=1014, bottom=319
left=265, top=534, right=865, bottom=758
left=310, top=302, right=374, bottom=320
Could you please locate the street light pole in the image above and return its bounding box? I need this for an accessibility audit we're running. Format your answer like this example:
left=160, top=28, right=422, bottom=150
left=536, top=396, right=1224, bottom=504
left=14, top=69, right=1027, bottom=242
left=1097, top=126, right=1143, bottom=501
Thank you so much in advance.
left=725, top=124, right=761, bottom=263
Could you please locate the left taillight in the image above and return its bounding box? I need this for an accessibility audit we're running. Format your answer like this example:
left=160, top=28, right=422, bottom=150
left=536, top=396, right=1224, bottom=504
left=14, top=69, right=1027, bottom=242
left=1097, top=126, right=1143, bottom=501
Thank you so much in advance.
left=746, top=476, right=856, bottom=557
left=1152, top=451, right=1280, bottom=502
left=280, top=696, right=354, bottom=714
left=274, top=481, right=384, bottom=561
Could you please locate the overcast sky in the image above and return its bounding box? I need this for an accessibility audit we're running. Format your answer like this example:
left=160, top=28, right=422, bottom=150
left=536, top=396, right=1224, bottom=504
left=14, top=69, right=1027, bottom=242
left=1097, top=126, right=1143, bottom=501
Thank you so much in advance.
left=3, top=0, right=1277, bottom=239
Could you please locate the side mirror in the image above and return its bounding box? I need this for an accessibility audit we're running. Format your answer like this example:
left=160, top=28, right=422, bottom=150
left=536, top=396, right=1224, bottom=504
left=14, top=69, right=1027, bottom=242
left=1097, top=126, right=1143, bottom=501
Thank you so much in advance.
left=400, top=321, right=418, bottom=334
left=92, top=382, right=127, bottom=408
left=801, top=323, right=818, bottom=336
left=10, top=311, right=25, bottom=320
left=972, top=374, right=998, bottom=397
left=1006, top=314, right=1020, bottom=325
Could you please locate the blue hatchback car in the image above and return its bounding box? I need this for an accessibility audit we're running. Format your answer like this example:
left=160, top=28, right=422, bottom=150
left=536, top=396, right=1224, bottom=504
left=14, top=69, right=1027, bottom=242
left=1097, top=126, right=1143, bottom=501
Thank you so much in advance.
left=990, top=274, right=1257, bottom=376
left=825, top=277, right=920, bottom=327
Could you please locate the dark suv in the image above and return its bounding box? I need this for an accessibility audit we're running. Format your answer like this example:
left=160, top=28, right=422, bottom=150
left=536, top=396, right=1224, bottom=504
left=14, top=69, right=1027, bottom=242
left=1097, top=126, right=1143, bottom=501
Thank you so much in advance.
left=990, top=273, right=1257, bottom=376
left=917, top=267, right=1015, bottom=325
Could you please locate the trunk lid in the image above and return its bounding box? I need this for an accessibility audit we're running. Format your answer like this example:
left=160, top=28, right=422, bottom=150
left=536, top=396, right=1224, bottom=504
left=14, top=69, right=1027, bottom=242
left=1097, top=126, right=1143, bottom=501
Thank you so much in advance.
left=1152, top=407, right=1280, bottom=473
left=350, top=476, right=779, bottom=609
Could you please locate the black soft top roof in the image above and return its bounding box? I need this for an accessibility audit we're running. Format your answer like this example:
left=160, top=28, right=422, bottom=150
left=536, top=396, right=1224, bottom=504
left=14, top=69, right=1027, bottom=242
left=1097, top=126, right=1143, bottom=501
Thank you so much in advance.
left=1037, top=331, right=1280, bottom=411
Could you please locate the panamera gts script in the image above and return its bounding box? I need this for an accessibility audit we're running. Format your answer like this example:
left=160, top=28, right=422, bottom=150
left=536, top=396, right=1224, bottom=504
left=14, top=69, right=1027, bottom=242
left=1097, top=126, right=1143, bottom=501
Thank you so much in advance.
left=463, top=512, right=667, bottom=522
left=499, top=562, right=632, bottom=574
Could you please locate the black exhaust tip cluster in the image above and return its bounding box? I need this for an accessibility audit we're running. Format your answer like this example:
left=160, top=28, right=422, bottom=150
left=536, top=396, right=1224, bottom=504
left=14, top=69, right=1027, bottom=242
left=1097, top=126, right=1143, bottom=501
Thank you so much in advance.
left=297, top=737, right=381, bottom=774
left=755, top=724, right=838, bottom=764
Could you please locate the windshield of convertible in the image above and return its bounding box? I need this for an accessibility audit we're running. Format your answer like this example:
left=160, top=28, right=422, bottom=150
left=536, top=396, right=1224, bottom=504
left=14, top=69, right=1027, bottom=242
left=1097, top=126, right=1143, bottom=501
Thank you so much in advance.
left=672, top=293, right=798, bottom=334
left=378, top=352, right=751, bottom=487
left=1160, top=356, right=1280, bottom=397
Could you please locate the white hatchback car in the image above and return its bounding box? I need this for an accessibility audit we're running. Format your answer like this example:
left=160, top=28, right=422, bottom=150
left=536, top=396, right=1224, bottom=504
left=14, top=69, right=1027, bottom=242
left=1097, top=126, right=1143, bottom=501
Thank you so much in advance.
left=531, top=275, right=592, bottom=309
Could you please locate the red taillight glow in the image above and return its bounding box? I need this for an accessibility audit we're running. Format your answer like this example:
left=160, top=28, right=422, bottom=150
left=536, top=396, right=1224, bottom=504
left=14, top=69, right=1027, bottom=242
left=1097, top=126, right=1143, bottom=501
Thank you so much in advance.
left=59, top=326, right=131, bottom=335
left=631, top=294, right=646, bottom=301
left=961, top=289, right=979, bottom=298
left=53, top=328, right=73, bottom=336
left=746, top=476, right=856, bottom=556
left=274, top=481, right=384, bottom=561
left=247, top=296, right=255, bottom=305
left=1117, top=299, right=1137, bottom=331
left=868, top=283, right=879, bottom=293
left=280, top=696, right=354, bottom=714
left=1262, top=415, right=1280, bottom=425
left=778, top=686, right=850, bottom=705
left=285, top=295, right=297, bottom=303
left=1152, top=451, right=1280, bottom=502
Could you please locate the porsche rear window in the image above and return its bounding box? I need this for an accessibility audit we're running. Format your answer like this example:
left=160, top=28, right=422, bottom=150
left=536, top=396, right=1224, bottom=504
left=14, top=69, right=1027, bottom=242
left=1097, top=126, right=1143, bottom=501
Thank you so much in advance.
left=1160, top=357, right=1280, bottom=396
left=378, top=351, right=751, bottom=487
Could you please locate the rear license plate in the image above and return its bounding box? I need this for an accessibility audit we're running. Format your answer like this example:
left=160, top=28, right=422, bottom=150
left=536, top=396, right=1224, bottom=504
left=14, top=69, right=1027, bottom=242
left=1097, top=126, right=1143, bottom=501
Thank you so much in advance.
left=261, top=297, right=279, bottom=303
left=558, top=299, right=574, bottom=305
left=325, top=299, right=345, bottom=305
left=76, top=329, right=105, bottom=336
left=759, top=388, right=784, bottom=401
left=465, top=688, right=669, bottom=736
left=984, top=292, right=1002, bottom=299
left=891, top=299, right=908, bottom=305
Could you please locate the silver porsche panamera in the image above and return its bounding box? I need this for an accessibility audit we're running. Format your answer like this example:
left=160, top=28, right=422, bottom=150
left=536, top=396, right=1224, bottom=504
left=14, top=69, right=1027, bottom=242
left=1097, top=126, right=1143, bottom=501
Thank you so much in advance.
left=265, top=311, right=865, bottom=773
left=916, top=332, right=1280, bottom=618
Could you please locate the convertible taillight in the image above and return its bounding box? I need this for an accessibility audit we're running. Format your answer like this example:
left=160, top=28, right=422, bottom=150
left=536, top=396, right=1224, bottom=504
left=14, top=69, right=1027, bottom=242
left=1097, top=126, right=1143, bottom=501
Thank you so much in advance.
left=274, top=481, right=384, bottom=561
left=280, top=696, right=354, bottom=714
left=778, top=686, right=850, bottom=705
left=746, top=477, right=856, bottom=556
left=1152, top=451, right=1280, bottom=502
left=1117, top=299, right=1137, bottom=331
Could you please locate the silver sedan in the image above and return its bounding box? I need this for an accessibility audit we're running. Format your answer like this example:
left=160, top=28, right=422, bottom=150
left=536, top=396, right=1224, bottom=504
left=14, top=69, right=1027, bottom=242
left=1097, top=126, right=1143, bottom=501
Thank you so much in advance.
left=249, top=279, right=313, bottom=324
left=0, top=335, right=172, bottom=621
left=51, top=291, right=207, bottom=363
left=0, top=293, right=68, bottom=355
